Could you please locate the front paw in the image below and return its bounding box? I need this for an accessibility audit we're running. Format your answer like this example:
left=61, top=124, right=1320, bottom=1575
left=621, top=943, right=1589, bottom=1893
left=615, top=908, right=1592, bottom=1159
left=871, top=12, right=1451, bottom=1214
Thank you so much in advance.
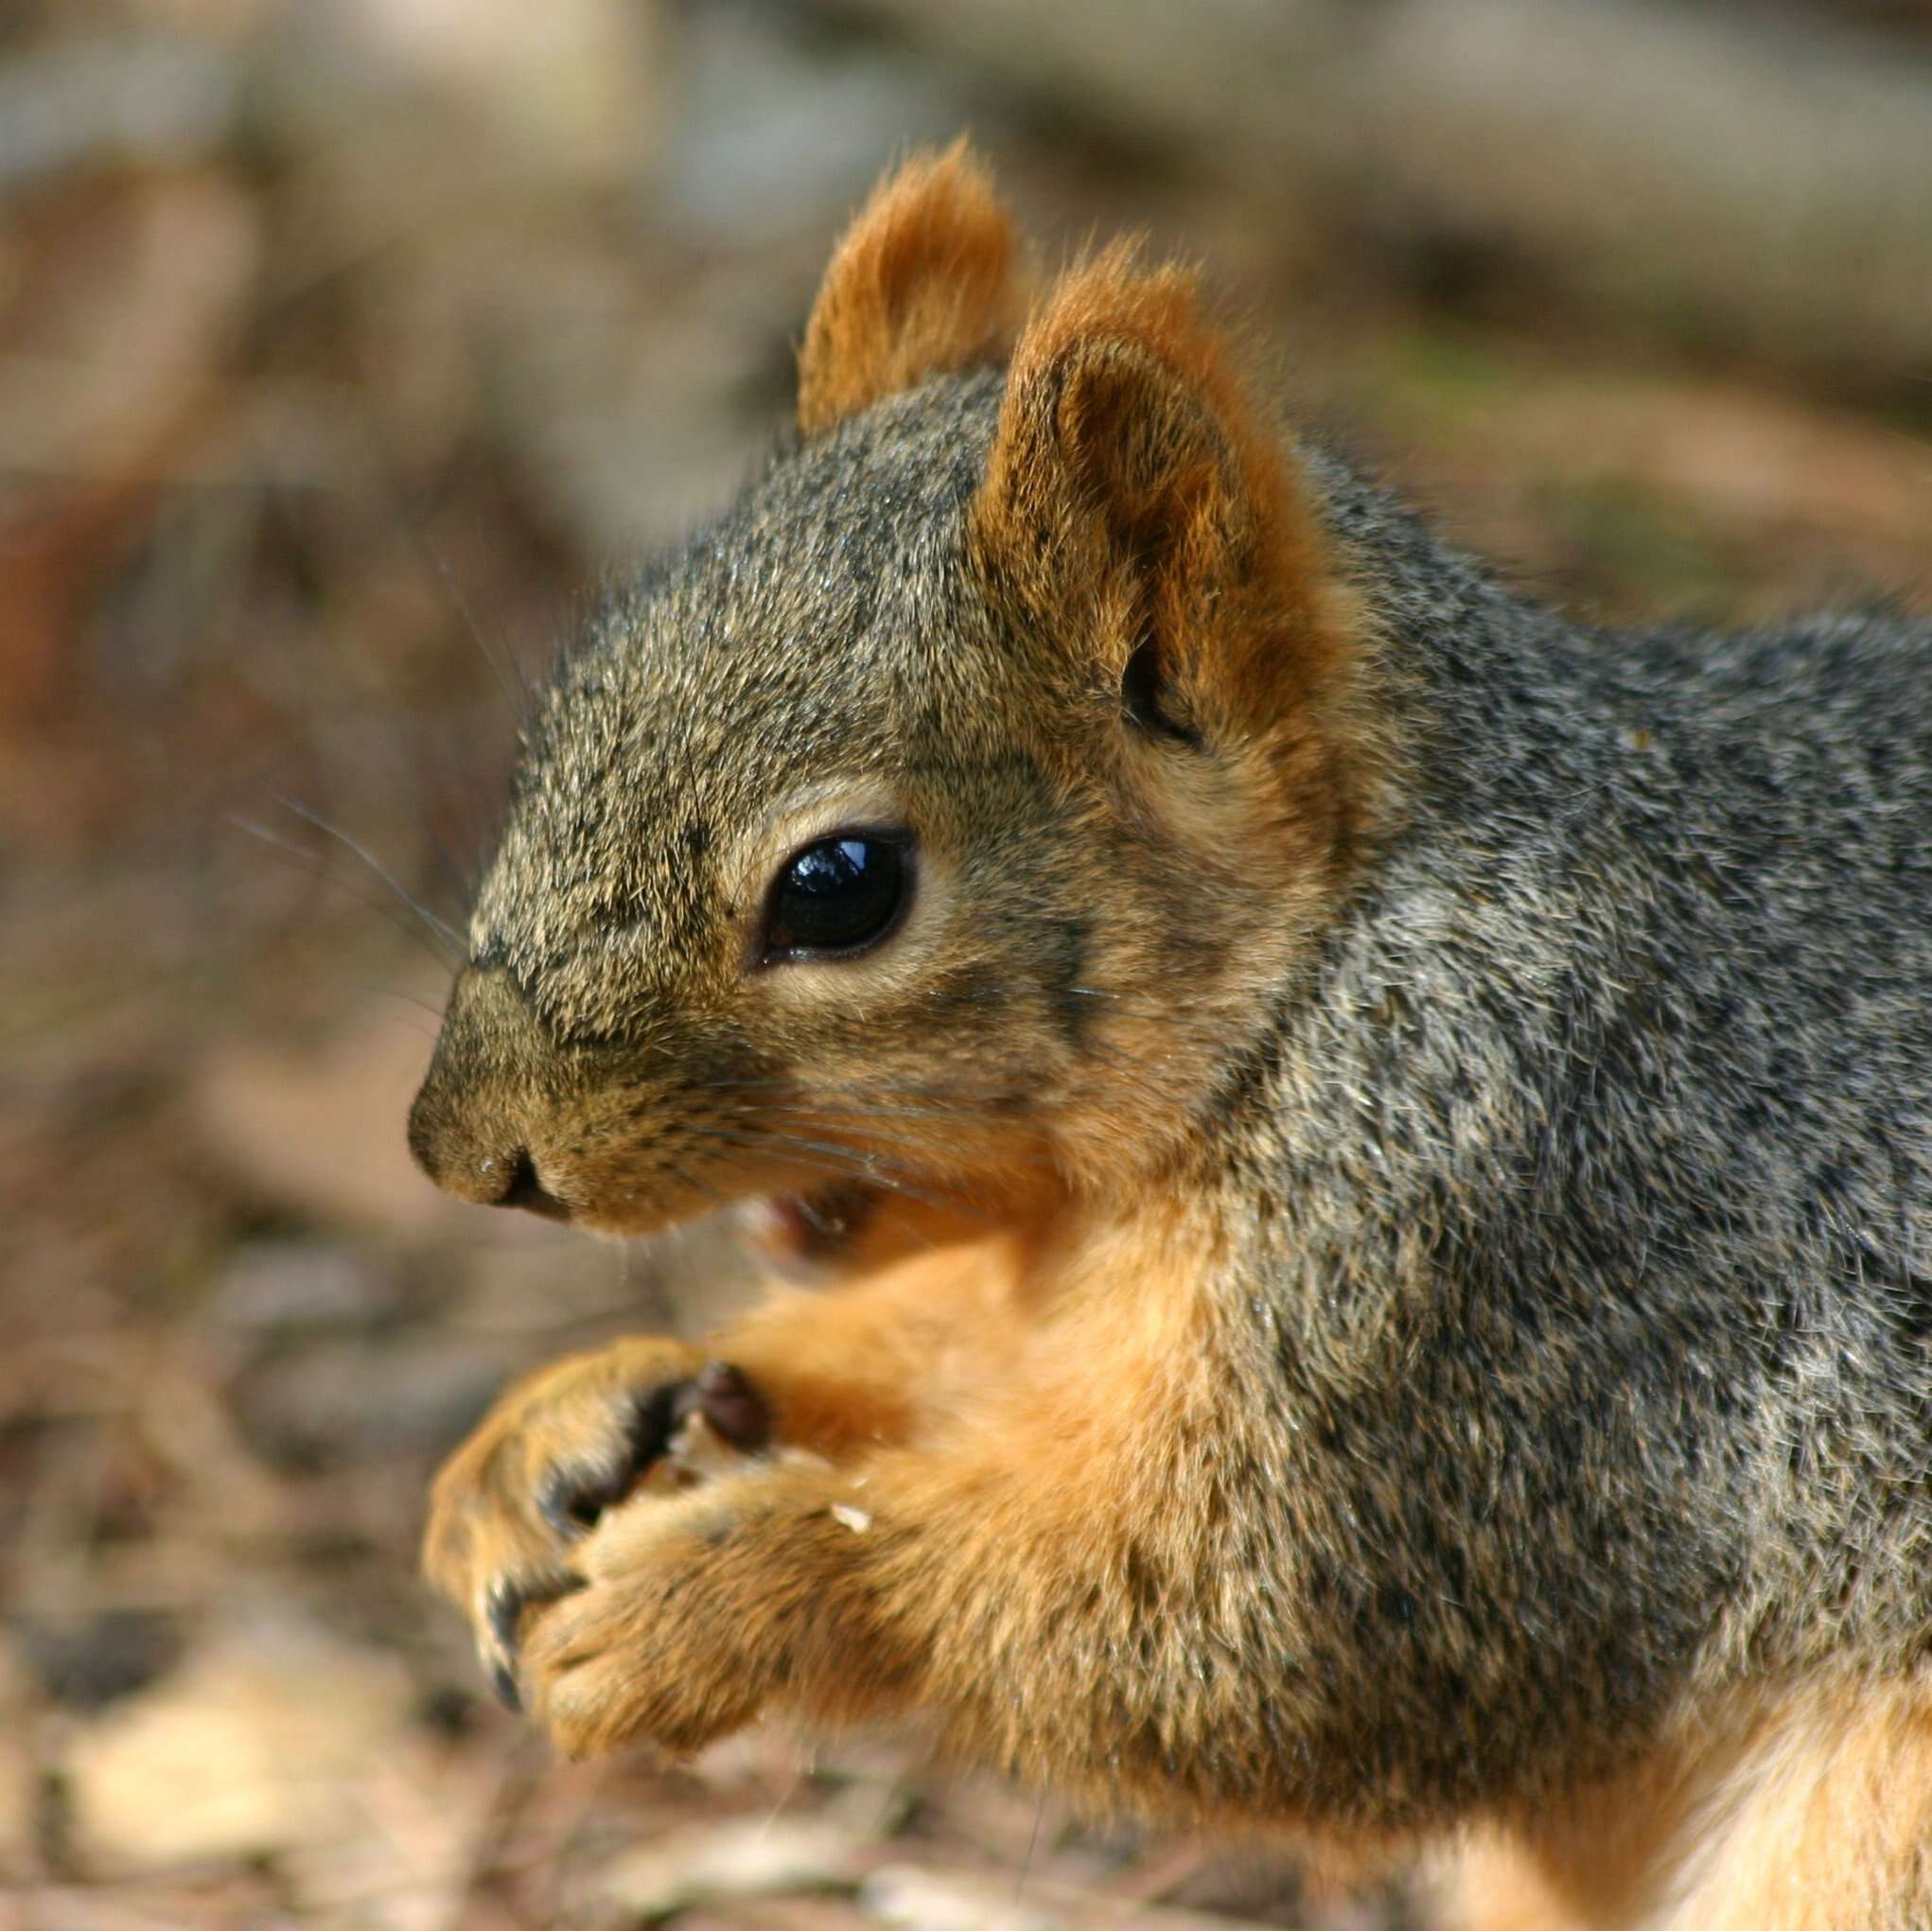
left=423, top=1339, right=771, bottom=1712
left=518, top=1503, right=769, bottom=1758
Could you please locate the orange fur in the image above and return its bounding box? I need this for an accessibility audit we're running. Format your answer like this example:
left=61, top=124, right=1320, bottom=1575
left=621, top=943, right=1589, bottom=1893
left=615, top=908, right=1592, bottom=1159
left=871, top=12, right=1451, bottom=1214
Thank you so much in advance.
left=507, top=1202, right=1280, bottom=1796
left=797, top=139, right=1027, bottom=436
left=429, top=1201, right=1342, bottom=1830
left=423, top=1231, right=1040, bottom=1719
left=1438, top=1684, right=1932, bottom=1930
left=710, top=1225, right=1045, bottom=1456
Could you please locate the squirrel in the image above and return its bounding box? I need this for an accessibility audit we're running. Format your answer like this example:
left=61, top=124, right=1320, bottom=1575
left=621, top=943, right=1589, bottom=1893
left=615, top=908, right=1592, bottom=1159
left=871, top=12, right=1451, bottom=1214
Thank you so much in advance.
left=408, top=144, right=1932, bottom=1929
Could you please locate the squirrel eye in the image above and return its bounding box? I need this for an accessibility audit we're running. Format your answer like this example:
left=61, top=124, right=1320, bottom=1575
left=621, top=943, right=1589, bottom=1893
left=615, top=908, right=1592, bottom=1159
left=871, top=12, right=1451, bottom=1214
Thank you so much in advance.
left=761, top=834, right=911, bottom=962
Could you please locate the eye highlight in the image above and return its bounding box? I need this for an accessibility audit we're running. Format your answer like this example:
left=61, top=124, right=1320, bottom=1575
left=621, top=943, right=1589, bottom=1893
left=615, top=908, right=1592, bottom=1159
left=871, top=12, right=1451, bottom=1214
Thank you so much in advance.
left=760, top=832, right=912, bottom=963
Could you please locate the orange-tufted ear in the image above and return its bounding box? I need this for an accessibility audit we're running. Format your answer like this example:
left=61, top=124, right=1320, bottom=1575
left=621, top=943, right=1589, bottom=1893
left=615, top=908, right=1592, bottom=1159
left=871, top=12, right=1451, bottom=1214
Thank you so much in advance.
left=970, top=245, right=1379, bottom=860
left=971, top=246, right=1358, bottom=763
left=798, top=141, right=1027, bottom=436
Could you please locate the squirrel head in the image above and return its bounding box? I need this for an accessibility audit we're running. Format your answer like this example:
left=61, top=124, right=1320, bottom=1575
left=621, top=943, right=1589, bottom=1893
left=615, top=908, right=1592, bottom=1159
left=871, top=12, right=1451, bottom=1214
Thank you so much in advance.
left=410, top=142, right=1386, bottom=1268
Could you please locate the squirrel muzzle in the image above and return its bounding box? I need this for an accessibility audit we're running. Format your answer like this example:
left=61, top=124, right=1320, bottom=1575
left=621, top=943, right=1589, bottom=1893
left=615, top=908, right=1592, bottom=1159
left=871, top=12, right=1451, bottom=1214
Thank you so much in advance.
left=408, top=965, right=572, bottom=1220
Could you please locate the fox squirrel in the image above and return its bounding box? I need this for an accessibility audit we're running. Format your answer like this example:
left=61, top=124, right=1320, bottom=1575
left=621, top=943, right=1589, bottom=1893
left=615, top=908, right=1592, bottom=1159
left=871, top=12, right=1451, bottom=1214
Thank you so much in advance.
left=409, top=145, right=1932, bottom=1928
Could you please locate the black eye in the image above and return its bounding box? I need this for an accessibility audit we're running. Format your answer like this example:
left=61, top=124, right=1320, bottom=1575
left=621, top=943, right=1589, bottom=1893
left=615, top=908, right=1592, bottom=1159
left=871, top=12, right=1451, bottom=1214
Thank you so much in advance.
left=762, top=834, right=911, bottom=961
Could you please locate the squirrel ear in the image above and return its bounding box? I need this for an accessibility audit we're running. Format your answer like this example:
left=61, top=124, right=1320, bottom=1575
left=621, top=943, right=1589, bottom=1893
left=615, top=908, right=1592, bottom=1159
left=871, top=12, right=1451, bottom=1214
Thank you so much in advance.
left=970, top=248, right=1346, bottom=752
left=798, top=141, right=1027, bottom=436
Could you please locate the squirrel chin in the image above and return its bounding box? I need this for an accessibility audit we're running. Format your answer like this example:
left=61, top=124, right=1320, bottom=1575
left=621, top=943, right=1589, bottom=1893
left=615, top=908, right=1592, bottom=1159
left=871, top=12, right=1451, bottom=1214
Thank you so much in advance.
left=739, top=1183, right=878, bottom=1280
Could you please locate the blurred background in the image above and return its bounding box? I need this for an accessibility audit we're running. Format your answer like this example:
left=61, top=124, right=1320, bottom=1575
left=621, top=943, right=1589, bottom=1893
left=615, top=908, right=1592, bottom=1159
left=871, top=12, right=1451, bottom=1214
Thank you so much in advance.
left=2, top=1, right=1927, bottom=1925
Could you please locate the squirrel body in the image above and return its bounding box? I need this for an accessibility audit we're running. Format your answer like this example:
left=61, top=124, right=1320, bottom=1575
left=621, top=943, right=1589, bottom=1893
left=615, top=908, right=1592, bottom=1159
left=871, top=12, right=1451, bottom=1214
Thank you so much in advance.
left=411, top=148, right=1932, bottom=1927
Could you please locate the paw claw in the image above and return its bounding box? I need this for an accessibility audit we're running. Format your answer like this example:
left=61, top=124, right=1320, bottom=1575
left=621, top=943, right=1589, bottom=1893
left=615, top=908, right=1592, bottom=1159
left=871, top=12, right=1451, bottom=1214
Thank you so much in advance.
left=536, top=1383, right=682, bottom=1537
left=683, top=1360, right=772, bottom=1452
left=483, top=1565, right=587, bottom=1709
left=536, top=1366, right=768, bottom=1535
left=489, top=1659, right=521, bottom=1712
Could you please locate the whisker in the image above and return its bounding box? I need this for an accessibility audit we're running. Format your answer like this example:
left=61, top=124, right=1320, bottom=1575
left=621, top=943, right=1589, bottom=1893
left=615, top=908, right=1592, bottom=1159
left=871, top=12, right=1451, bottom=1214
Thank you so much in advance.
left=272, top=796, right=466, bottom=957
left=406, top=712, right=498, bottom=908
left=683, top=1123, right=899, bottom=1187
left=700, top=1087, right=1008, bottom=1129
left=668, top=1158, right=729, bottom=1214
left=229, top=816, right=460, bottom=972
left=676, top=1130, right=888, bottom=1204
left=359, top=985, right=448, bottom=1024
left=412, top=520, right=533, bottom=721
left=743, top=1104, right=1065, bottom=1179
left=696, top=1077, right=1025, bottom=1120
left=680, top=1123, right=994, bottom=1223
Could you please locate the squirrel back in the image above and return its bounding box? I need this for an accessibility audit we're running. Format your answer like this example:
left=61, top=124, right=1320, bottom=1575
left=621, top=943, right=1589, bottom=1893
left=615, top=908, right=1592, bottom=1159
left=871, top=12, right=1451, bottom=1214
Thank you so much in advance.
left=1223, top=451, right=1932, bottom=1814
left=410, top=144, right=1932, bottom=1924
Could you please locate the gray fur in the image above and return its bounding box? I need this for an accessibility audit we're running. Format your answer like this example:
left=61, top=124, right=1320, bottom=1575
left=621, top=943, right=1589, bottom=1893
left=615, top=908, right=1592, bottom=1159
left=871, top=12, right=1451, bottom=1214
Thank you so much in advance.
left=1199, top=453, right=1932, bottom=1820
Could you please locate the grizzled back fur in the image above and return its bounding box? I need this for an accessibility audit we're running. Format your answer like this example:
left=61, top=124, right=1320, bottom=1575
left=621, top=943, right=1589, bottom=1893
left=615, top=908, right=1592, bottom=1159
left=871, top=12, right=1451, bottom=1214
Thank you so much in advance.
left=1207, top=456, right=1932, bottom=1819
left=410, top=143, right=1932, bottom=1879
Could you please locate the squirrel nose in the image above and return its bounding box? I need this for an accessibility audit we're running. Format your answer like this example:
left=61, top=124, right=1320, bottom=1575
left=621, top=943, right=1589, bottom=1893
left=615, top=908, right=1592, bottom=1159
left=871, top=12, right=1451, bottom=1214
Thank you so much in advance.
left=488, top=1150, right=571, bottom=1220
left=409, top=965, right=578, bottom=1216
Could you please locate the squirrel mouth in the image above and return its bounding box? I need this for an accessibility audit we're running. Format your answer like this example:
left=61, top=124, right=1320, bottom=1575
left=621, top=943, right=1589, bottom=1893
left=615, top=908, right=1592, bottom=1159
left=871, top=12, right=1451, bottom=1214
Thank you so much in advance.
left=745, top=1181, right=877, bottom=1271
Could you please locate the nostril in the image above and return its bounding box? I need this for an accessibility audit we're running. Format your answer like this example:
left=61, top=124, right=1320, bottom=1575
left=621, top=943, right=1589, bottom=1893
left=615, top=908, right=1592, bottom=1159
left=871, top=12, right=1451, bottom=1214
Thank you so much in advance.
left=489, top=1150, right=571, bottom=1220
